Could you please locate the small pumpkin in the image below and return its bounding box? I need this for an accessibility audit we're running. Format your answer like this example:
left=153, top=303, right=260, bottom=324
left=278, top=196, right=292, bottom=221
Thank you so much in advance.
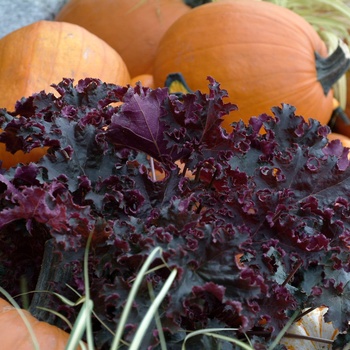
left=0, top=297, right=83, bottom=349
left=130, top=74, right=155, bottom=89
left=55, top=0, right=191, bottom=77
left=280, top=307, right=339, bottom=350
left=153, top=0, right=350, bottom=130
left=0, top=20, right=130, bottom=111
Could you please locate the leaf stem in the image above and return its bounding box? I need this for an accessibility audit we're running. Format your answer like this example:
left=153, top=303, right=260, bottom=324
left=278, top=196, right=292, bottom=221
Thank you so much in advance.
left=150, top=157, right=156, bottom=181
left=283, top=332, right=334, bottom=345
left=281, top=260, right=302, bottom=287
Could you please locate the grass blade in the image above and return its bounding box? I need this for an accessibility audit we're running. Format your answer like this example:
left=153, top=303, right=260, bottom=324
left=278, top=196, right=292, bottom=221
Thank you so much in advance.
left=65, top=299, right=93, bottom=350
left=129, top=268, right=177, bottom=350
left=181, top=328, right=250, bottom=350
left=110, top=247, right=163, bottom=350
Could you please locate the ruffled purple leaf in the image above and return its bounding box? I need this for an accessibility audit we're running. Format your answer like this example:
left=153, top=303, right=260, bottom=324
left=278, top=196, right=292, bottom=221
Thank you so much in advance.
left=0, top=78, right=350, bottom=348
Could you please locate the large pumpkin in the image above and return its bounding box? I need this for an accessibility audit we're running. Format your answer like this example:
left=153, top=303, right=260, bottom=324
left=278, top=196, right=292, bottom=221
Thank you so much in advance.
left=0, top=20, right=130, bottom=168
left=55, top=0, right=191, bottom=77
left=130, top=74, right=155, bottom=89
left=153, top=0, right=349, bottom=130
left=0, top=20, right=130, bottom=111
left=0, top=297, right=83, bottom=349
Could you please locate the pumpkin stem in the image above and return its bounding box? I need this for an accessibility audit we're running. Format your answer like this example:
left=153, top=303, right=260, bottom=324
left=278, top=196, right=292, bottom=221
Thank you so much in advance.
left=165, top=72, right=193, bottom=95
left=183, top=0, right=212, bottom=8
left=316, top=40, right=350, bottom=95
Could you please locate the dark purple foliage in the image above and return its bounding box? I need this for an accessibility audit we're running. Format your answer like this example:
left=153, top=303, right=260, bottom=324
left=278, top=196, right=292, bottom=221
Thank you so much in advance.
left=0, top=77, right=349, bottom=349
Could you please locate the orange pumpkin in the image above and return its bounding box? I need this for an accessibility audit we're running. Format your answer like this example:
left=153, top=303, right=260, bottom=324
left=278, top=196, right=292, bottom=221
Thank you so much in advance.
left=153, top=0, right=349, bottom=130
left=0, top=20, right=130, bottom=168
left=130, top=74, right=155, bottom=88
left=0, top=297, right=83, bottom=349
left=55, top=0, right=191, bottom=78
left=0, top=20, right=130, bottom=111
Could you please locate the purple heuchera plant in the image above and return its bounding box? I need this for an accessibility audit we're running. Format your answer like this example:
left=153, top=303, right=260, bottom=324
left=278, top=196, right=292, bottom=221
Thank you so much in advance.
left=0, top=77, right=349, bottom=349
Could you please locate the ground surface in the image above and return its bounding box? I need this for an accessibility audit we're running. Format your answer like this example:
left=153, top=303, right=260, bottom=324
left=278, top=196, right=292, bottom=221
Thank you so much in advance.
left=0, top=0, right=69, bottom=38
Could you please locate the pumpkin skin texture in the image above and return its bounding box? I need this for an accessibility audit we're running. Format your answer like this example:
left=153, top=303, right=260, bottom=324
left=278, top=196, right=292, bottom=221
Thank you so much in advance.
left=0, top=20, right=130, bottom=111
left=153, top=0, right=335, bottom=130
left=55, top=0, right=191, bottom=78
left=0, top=297, right=83, bottom=349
